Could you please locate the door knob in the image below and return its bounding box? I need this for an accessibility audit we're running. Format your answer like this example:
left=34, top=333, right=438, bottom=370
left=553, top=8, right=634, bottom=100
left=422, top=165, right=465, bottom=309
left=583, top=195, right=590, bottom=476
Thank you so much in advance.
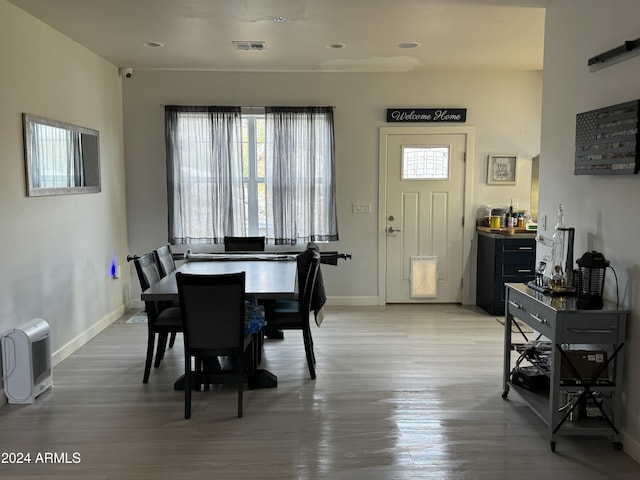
left=387, top=226, right=401, bottom=233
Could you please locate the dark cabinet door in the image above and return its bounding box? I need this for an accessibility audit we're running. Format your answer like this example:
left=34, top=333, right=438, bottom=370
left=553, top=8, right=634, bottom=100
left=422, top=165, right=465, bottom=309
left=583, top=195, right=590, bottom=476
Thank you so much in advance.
left=476, top=233, right=536, bottom=315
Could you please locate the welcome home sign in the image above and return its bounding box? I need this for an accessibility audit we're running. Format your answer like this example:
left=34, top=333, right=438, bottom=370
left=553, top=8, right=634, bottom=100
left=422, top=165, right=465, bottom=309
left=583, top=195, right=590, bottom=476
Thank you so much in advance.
left=386, top=108, right=467, bottom=123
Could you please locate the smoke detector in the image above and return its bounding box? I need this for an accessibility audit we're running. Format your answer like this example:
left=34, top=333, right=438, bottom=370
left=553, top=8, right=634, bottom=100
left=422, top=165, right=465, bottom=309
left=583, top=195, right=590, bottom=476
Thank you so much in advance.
left=233, top=41, right=266, bottom=51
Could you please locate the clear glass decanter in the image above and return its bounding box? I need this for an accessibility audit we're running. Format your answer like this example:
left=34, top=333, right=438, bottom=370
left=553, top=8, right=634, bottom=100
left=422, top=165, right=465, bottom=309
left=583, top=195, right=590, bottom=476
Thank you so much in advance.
left=551, top=204, right=565, bottom=277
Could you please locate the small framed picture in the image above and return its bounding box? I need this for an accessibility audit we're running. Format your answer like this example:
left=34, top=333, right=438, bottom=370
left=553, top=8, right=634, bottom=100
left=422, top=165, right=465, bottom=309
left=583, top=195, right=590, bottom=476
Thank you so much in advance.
left=487, top=154, right=517, bottom=185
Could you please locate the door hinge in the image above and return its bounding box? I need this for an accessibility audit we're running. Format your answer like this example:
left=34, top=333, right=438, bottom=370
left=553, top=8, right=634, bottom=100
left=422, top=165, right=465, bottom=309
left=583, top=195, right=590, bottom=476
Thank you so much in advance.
left=462, top=216, right=465, bottom=227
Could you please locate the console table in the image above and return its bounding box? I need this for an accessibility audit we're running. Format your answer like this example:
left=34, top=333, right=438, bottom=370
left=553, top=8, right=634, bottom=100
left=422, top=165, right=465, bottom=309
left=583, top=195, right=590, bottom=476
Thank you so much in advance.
left=501, top=283, right=628, bottom=452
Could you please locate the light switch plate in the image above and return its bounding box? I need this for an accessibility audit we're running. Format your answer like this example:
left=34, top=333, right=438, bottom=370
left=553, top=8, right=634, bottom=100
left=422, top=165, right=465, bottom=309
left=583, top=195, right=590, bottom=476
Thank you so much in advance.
left=352, top=203, right=372, bottom=213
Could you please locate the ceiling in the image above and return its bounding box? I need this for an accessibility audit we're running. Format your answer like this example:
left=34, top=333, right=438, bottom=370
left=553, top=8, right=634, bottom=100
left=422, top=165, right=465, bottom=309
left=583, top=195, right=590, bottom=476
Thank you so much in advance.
left=8, top=0, right=548, bottom=73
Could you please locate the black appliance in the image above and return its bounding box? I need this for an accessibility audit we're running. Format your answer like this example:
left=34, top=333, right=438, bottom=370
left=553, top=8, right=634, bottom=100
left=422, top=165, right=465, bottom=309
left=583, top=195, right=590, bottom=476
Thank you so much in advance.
left=576, top=251, right=609, bottom=309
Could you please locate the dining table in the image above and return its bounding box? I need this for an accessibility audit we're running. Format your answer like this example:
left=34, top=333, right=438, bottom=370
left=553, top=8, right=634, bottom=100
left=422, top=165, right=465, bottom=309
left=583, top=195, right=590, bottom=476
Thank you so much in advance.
left=141, top=254, right=298, bottom=302
left=141, top=253, right=299, bottom=389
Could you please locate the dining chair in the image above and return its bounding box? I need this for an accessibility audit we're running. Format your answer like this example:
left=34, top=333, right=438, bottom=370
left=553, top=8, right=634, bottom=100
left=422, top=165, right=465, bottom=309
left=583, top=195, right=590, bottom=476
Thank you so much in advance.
left=176, top=271, right=252, bottom=418
left=153, top=244, right=178, bottom=348
left=133, top=253, right=183, bottom=383
left=223, top=235, right=280, bottom=349
left=153, top=244, right=177, bottom=277
left=223, top=236, right=266, bottom=252
left=264, top=249, right=321, bottom=379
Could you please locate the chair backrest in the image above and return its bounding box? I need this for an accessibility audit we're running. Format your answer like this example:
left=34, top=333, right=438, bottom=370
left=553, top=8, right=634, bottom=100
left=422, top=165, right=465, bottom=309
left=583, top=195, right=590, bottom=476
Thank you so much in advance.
left=176, top=272, right=246, bottom=354
left=297, top=250, right=321, bottom=316
left=153, top=245, right=176, bottom=277
left=133, top=253, right=166, bottom=324
left=224, top=236, right=266, bottom=252
left=133, top=252, right=162, bottom=292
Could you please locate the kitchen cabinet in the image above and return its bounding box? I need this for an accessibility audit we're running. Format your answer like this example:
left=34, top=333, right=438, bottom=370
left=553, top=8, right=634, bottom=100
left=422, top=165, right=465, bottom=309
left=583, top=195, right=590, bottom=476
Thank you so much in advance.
left=476, top=230, right=536, bottom=315
left=502, top=283, right=628, bottom=451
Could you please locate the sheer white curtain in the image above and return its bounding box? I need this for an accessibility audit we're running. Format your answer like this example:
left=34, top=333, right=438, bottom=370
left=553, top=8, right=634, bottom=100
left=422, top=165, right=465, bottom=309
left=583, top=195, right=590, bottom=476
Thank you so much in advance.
left=165, top=106, right=246, bottom=244
left=265, top=107, right=338, bottom=245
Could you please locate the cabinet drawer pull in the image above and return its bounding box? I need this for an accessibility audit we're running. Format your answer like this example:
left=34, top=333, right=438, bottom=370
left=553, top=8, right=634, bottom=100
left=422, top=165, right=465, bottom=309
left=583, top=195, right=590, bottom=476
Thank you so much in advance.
left=518, top=246, right=534, bottom=250
left=566, top=326, right=616, bottom=334
left=530, top=312, right=547, bottom=324
left=508, top=300, right=523, bottom=310
left=517, top=269, right=533, bottom=273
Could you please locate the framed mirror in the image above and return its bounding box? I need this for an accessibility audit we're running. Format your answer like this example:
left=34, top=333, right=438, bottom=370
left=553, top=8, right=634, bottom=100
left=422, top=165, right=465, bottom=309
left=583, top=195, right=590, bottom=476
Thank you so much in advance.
left=23, top=113, right=101, bottom=196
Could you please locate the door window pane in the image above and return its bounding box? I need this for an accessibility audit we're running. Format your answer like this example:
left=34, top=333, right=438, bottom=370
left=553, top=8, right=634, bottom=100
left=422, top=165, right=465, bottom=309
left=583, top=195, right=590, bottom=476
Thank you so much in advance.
left=402, top=146, right=449, bottom=179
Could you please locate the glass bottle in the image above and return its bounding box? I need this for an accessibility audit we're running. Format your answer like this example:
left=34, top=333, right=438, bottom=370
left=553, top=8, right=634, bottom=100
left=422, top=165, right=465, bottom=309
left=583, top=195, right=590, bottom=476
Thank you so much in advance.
left=550, top=264, right=565, bottom=291
left=508, top=202, right=514, bottom=227
left=552, top=204, right=565, bottom=277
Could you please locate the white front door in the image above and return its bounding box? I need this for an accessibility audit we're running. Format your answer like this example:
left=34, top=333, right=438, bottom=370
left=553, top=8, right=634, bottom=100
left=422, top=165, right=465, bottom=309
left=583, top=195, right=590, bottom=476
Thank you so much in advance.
left=384, top=132, right=466, bottom=303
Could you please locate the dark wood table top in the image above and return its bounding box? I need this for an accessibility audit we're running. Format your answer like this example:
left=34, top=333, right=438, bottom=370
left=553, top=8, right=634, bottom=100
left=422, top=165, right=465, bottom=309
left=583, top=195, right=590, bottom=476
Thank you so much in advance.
left=141, top=259, right=298, bottom=302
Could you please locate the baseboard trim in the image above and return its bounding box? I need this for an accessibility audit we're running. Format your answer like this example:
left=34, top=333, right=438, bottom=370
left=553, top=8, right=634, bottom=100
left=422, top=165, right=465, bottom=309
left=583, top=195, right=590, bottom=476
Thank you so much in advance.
left=623, top=431, right=640, bottom=464
left=130, top=299, right=144, bottom=310
left=0, top=306, right=125, bottom=406
left=132, top=297, right=379, bottom=308
left=51, top=305, right=126, bottom=367
left=326, top=296, right=379, bottom=306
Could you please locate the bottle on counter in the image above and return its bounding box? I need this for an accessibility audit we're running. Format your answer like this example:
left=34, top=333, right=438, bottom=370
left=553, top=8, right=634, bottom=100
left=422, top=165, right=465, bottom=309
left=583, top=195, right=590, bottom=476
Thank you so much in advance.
left=552, top=204, right=566, bottom=279
left=507, top=203, right=515, bottom=227
left=550, top=265, right=565, bottom=291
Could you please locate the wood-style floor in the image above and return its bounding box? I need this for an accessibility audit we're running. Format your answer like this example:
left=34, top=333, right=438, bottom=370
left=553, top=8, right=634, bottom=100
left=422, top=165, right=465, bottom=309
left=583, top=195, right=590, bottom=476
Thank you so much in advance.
left=1, top=304, right=639, bottom=479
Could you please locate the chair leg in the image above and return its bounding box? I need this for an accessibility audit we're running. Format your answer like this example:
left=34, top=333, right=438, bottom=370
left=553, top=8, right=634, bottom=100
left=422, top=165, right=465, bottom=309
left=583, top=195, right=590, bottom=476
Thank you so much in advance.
left=302, top=328, right=316, bottom=379
left=203, top=357, right=212, bottom=391
left=255, top=331, right=264, bottom=365
left=311, top=334, right=316, bottom=364
left=154, top=332, right=169, bottom=368
left=168, top=331, right=177, bottom=348
left=195, top=357, right=203, bottom=391
left=237, top=355, right=244, bottom=418
left=143, top=332, right=155, bottom=383
left=184, top=353, right=192, bottom=419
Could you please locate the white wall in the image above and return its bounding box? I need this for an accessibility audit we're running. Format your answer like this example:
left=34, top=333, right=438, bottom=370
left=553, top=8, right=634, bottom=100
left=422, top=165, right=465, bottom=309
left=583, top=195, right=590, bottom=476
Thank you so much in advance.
left=0, top=1, right=129, bottom=367
left=541, top=0, right=640, bottom=461
left=123, top=69, right=542, bottom=304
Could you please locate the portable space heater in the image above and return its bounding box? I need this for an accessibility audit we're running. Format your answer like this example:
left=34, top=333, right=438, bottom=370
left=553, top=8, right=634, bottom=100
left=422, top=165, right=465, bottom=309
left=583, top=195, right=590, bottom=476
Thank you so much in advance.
left=1, top=318, right=53, bottom=404
left=576, top=251, right=610, bottom=309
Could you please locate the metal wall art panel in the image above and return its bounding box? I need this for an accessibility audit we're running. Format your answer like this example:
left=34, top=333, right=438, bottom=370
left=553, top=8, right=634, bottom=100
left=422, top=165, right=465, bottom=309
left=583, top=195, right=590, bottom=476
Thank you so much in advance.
left=575, top=100, right=640, bottom=175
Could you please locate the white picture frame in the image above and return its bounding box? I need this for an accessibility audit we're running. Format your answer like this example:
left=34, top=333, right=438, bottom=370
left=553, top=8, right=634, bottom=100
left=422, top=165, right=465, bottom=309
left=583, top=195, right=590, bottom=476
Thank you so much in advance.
left=487, top=154, right=517, bottom=185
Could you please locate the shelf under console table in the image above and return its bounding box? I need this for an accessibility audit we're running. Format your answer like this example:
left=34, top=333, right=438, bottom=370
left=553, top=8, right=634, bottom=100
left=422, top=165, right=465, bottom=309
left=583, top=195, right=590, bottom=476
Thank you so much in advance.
left=501, top=282, right=628, bottom=452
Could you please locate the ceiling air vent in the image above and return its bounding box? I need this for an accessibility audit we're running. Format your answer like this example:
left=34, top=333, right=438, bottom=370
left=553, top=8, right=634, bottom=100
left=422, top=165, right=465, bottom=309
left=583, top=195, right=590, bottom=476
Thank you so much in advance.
left=233, top=41, right=266, bottom=51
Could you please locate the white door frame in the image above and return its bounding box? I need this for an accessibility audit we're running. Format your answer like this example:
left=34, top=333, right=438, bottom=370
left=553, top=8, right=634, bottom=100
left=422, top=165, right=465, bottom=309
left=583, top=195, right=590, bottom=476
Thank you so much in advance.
left=378, top=125, right=476, bottom=306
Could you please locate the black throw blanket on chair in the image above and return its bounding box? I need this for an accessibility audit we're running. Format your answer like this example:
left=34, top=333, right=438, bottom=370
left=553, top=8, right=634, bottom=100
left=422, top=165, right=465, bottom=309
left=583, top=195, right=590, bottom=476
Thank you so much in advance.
left=298, top=242, right=326, bottom=319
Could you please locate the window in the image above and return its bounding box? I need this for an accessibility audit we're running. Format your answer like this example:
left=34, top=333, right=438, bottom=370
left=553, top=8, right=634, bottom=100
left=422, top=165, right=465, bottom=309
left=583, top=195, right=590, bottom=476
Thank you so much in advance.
left=241, top=115, right=266, bottom=236
left=165, top=106, right=338, bottom=245
left=401, top=146, right=449, bottom=179
left=265, top=107, right=338, bottom=245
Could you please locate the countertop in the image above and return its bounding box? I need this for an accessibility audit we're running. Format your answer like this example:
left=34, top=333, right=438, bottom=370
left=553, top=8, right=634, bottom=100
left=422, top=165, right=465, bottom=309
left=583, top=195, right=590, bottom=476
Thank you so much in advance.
left=476, top=226, right=537, bottom=239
